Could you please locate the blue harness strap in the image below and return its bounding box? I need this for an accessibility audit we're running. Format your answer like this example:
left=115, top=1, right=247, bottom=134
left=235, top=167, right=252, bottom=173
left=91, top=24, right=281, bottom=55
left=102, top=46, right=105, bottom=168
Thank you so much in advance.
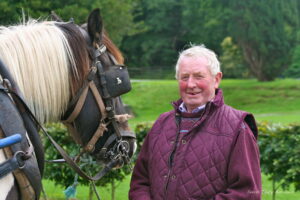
left=0, top=134, right=22, bottom=149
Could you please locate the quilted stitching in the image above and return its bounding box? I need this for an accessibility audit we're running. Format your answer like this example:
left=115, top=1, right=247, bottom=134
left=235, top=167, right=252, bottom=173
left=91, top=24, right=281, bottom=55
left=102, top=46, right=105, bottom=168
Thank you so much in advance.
left=147, top=94, right=249, bottom=199
left=178, top=133, right=231, bottom=199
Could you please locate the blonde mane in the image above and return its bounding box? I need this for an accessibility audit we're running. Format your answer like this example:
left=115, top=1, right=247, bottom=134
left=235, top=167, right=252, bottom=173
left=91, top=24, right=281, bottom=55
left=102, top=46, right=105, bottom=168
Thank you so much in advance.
left=0, top=20, right=77, bottom=123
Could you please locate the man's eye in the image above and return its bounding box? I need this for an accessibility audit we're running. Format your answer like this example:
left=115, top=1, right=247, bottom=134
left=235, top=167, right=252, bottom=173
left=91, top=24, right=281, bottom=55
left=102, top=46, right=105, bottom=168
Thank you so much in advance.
left=195, top=75, right=203, bottom=79
left=180, top=76, right=189, bottom=81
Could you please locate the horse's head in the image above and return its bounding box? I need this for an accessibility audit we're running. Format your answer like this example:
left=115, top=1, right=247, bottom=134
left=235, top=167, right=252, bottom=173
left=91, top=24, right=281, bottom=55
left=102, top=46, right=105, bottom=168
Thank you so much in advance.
left=57, top=9, right=136, bottom=167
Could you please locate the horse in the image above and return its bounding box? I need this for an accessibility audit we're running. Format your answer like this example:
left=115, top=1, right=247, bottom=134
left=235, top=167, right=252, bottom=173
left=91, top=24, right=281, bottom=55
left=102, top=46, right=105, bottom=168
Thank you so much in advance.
left=0, top=8, right=136, bottom=200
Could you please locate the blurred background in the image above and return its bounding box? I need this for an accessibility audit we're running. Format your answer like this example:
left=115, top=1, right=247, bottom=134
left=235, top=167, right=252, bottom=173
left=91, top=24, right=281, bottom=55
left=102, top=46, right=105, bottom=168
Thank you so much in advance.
left=1, top=1, right=299, bottom=200
left=1, top=0, right=300, bottom=81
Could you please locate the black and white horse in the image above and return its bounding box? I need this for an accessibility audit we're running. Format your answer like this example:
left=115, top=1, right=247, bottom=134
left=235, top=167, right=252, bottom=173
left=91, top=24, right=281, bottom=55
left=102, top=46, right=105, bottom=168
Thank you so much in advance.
left=0, top=9, right=135, bottom=200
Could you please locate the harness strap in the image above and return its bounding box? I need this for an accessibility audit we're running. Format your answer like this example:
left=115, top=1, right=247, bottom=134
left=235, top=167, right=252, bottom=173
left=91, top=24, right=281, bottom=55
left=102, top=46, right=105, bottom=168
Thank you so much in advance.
left=62, top=79, right=109, bottom=151
left=63, top=122, right=83, bottom=145
left=44, top=127, right=120, bottom=181
left=115, top=114, right=132, bottom=123
left=0, top=151, right=26, bottom=179
left=83, top=81, right=109, bottom=152
left=63, top=83, right=89, bottom=123
left=0, top=134, right=22, bottom=149
left=89, top=81, right=107, bottom=120
left=84, top=123, right=108, bottom=152
left=62, top=83, right=90, bottom=144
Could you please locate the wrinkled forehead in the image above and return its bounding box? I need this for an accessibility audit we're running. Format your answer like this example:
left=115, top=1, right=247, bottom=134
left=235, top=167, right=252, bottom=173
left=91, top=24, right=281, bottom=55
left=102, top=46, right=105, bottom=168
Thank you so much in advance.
left=178, top=56, right=210, bottom=72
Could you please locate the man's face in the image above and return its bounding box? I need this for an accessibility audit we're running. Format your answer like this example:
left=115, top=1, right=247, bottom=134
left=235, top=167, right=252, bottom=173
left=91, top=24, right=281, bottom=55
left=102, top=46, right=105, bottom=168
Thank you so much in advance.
left=178, top=56, right=222, bottom=112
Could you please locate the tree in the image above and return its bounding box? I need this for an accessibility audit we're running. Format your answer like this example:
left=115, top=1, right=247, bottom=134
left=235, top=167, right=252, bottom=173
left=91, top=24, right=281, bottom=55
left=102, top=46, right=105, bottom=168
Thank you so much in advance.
left=220, top=37, right=249, bottom=78
left=258, top=122, right=300, bottom=200
left=122, top=0, right=185, bottom=69
left=181, top=0, right=227, bottom=54
left=0, top=0, right=138, bottom=46
left=224, top=0, right=297, bottom=81
left=121, top=0, right=227, bottom=78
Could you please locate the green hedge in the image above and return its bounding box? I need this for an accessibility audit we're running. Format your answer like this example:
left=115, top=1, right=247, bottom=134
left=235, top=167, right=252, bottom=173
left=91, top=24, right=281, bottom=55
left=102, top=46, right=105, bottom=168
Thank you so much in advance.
left=258, top=122, right=300, bottom=197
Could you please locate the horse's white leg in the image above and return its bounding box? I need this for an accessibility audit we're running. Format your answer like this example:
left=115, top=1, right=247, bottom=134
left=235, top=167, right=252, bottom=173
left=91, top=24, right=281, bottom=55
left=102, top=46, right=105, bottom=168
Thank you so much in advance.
left=0, top=149, right=14, bottom=200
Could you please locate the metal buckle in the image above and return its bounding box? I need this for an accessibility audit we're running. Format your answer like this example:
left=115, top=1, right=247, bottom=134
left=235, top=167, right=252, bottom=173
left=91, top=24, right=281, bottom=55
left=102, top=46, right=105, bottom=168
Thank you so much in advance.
left=97, top=44, right=107, bottom=55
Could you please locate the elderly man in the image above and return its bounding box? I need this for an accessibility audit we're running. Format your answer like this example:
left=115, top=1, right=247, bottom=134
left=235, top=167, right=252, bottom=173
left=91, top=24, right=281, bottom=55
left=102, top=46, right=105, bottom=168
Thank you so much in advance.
left=129, top=45, right=262, bottom=200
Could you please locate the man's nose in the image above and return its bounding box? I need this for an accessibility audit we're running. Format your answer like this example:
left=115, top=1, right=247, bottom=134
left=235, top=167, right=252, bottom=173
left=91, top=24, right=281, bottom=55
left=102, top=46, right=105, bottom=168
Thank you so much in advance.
left=187, top=77, right=196, bottom=88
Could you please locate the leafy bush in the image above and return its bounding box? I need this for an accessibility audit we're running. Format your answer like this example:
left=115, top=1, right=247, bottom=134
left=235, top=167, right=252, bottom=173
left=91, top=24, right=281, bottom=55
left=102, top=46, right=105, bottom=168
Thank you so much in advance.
left=258, top=121, right=300, bottom=199
left=133, top=122, right=153, bottom=160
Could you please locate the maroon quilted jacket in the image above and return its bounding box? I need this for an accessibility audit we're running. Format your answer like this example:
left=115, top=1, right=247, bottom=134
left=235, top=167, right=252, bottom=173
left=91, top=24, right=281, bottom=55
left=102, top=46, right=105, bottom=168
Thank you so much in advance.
left=129, top=89, right=261, bottom=200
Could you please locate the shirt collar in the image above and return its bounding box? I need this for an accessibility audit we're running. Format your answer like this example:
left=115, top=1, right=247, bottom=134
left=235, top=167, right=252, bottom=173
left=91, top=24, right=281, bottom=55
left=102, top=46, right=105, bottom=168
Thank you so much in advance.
left=178, top=102, right=206, bottom=113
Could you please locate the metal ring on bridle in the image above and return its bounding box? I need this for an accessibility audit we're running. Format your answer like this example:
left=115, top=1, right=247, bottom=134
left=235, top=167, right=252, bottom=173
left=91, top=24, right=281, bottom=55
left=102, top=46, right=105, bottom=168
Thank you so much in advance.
left=97, top=44, right=107, bottom=55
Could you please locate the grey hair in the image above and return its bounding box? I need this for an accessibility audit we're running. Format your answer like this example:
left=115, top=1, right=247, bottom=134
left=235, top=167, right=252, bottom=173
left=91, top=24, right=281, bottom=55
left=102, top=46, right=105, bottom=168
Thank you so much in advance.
left=175, top=44, right=221, bottom=79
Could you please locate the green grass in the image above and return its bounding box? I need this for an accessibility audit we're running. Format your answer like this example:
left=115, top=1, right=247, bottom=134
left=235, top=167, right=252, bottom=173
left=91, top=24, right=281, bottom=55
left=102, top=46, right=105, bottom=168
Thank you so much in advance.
left=42, top=175, right=132, bottom=200
left=262, top=174, right=300, bottom=200
left=122, top=80, right=179, bottom=123
left=44, top=78, right=300, bottom=199
left=43, top=174, right=300, bottom=200
left=122, top=79, right=300, bottom=125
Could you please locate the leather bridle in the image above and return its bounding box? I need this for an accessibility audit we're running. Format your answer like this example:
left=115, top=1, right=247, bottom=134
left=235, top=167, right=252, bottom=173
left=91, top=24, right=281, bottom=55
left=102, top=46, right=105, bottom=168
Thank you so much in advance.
left=56, top=43, right=135, bottom=180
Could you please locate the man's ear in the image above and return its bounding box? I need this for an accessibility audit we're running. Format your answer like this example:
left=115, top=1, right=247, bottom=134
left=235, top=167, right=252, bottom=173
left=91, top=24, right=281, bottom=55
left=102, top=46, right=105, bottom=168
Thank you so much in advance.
left=214, top=72, right=223, bottom=89
left=87, top=8, right=103, bottom=47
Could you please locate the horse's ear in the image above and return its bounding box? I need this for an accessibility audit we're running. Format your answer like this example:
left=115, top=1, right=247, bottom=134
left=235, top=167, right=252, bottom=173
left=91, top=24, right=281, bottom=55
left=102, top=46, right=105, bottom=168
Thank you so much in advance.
left=50, top=11, right=63, bottom=22
left=87, top=8, right=103, bottom=47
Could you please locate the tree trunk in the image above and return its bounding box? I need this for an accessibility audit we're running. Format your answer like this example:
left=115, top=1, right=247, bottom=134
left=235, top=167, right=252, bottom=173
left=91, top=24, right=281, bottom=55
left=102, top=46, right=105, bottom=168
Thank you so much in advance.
left=239, top=41, right=274, bottom=81
left=89, top=183, right=93, bottom=200
left=272, top=178, right=277, bottom=200
left=111, top=179, right=116, bottom=200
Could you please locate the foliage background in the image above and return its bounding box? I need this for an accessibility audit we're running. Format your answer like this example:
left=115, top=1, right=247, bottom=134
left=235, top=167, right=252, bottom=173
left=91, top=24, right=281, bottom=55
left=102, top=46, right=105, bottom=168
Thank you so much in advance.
left=1, top=0, right=300, bottom=80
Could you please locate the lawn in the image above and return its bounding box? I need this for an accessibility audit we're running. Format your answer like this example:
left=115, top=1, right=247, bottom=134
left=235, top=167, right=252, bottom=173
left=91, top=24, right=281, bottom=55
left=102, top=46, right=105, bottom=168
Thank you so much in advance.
left=42, top=175, right=132, bottom=200
left=43, top=174, right=300, bottom=200
left=262, top=175, right=300, bottom=200
left=43, top=78, right=300, bottom=199
left=122, top=79, right=300, bottom=125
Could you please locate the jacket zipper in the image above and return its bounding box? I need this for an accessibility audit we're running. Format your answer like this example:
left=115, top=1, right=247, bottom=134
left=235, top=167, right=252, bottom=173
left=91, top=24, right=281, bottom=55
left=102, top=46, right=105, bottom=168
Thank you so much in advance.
left=164, top=114, right=181, bottom=198
left=163, top=104, right=211, bottom=198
